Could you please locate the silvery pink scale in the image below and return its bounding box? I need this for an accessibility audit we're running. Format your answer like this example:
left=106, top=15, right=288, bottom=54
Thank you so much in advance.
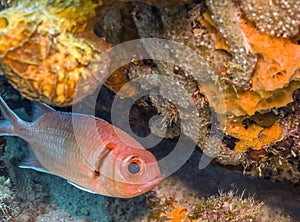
left=0, top=97, right=162, bottom=198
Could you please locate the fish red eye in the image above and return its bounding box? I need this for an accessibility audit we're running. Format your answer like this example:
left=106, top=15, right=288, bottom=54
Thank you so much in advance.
left=122, top=156, right=145, bottom=177
left=128, top=162, right=140, bottom=175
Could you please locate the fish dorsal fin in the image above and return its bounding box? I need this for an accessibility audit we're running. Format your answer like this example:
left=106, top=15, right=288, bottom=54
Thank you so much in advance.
left=67, top=181, right=96, bottom=194
left=19, top=148, right=49, bottom=174
left=32, top=102, right=56, bottom=121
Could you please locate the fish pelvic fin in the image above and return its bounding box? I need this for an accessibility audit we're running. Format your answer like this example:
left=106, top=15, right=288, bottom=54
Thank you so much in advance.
left=67, top=181, right=97, bottom=194
left=0, top=97, right=26, bottom=136
left=19, top=148, right=49, bottom=174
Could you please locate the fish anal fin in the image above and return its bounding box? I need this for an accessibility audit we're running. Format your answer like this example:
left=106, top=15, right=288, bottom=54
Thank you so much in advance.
left=19, top=148, right=48, bottom=174
left=67, top=181, right=96, bottom=194
left=32, top=102, right=55, bottom=121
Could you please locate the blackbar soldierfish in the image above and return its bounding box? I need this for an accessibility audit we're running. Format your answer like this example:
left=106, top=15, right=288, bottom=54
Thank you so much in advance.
left=0, top=97, right=162, bottom=198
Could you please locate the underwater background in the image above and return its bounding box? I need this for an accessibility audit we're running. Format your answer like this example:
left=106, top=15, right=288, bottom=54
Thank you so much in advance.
left=0, top=0, right=300, bottom=221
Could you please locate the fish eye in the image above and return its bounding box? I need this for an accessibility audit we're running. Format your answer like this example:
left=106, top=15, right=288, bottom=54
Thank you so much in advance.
left=128, top=161, right=140, bottom=175
left=123, top=156, right=145, bottom=177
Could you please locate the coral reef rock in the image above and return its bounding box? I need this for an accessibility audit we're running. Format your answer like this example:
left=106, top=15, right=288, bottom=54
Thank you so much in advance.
left=96, top=0, right=300, bottom=181
left=0, top=0, right=111, bottom=106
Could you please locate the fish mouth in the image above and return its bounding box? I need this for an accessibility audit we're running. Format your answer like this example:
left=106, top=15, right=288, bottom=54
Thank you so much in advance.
left=138, top=176, right=163, bottom=193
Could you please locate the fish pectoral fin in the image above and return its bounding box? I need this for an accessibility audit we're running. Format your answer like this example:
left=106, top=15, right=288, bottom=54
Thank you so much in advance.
left=31, top=102, right=55, bottom=121
left=67, top=181, right=97, bottom=194
left=19, top=149, right=49, bottom=174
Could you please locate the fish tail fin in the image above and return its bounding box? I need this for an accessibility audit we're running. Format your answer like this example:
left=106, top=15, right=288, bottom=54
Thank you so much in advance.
left=0, top=97, right=25, bottom=136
